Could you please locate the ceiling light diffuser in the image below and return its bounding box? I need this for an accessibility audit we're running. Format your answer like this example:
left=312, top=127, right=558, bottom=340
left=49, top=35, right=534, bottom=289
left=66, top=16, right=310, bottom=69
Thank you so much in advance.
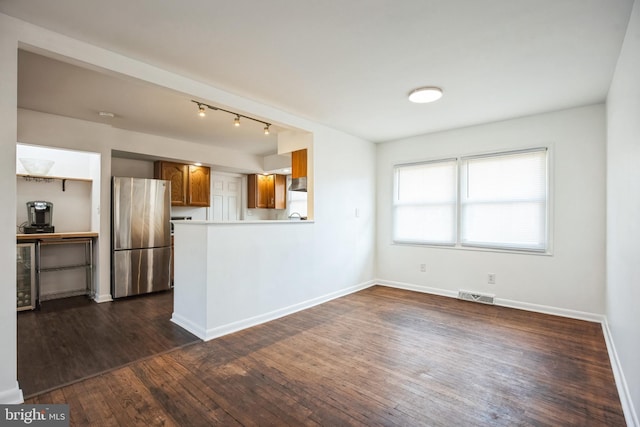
left=408, top=87, right=443, bottom=103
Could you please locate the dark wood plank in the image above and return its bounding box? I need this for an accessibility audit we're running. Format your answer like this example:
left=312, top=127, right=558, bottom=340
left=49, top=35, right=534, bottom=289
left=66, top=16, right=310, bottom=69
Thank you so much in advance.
left=26, top=286, right=626, bottom=426
left=18, top=290, right=199, bottom=398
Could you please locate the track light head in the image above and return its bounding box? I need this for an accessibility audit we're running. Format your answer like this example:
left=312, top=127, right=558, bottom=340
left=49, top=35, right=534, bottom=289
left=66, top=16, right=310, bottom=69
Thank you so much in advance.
left=264, top=124, right=270, bottom=135
left=234, top=115, right=240, bottom=127
left=198, top=104, right=206, bottom=117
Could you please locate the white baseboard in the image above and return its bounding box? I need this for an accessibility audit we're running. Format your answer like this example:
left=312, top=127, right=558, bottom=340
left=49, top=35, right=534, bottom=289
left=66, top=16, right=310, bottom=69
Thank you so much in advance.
left=377, top=279, right=603, bottom=322
left=602, top=319, right=639, bottom=427
left=0, top=382, right=24, bottom=404
left=377, top=280, right=458, bottom=299
left=171, top=313, right=207, bottom=340
left=494, top=298, right=605, bottom=323
left=200, top=280, right=376, bottom=342
left=93, top=293, right=113, bottom=303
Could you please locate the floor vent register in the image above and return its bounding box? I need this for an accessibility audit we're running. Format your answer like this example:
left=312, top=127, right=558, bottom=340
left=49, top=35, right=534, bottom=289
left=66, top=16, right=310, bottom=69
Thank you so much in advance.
left=457, top=290, right=495, bottom=305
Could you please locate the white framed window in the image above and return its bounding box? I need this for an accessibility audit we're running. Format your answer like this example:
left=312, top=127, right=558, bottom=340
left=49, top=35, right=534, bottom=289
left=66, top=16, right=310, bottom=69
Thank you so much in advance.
left=287, top=176, right=308, bottom=218
left=460, top=149, right=548, bottom=251
left=393, top=159, right=457, bottom=245
left=392, top=148, right=549, bottom=253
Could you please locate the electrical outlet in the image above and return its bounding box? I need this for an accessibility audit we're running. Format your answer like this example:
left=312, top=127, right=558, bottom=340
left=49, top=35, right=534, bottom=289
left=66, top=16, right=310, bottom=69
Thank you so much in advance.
left=420, top=263, right=427, bottom=273
left=488, top=273, right=496, bottom=284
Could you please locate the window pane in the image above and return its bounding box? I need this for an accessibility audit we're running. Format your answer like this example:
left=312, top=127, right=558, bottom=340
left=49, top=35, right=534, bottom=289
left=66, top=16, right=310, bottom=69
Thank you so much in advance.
left=464, top=150, right=547, bottom=201
left=461, top=149, right=547, bottom=250
left=396, top=161, right=456, bottom=203
left=393, top=160, right=457, bottom=244
left=394, top=205, right=456, bottom=244
left=287, top=177, right=308, bottom=218
left=461, top=202, right=546, bottom=249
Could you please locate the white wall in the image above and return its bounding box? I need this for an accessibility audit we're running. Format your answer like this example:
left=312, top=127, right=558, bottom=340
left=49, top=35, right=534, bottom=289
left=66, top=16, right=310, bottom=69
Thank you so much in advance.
left=16, top=179, right=92, bottom=232
left=16, top=144, right=98, bottom=179
left=110, top=157, right=154, bottom=178
left=606, top=0, right=640, bottom=424
left=377, top=105, right=607, bottom=317
left=17, top=143, right=98, bottom=233
left=0, top=13, right=21, bottom=405
left=173, top=124, right=376, bottom=339
left=0, top=12, right=377, bottom=403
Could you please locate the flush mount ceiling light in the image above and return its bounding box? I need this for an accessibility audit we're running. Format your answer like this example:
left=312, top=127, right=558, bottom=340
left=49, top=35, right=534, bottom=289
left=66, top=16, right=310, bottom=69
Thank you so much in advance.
left=408, top=87, right=443, bottom=103
left=192, top=100, right=271, bottom=135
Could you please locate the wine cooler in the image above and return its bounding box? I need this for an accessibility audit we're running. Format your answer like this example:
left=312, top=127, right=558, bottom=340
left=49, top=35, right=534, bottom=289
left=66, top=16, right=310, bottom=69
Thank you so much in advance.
left=17, top=243, right=36, bottom=311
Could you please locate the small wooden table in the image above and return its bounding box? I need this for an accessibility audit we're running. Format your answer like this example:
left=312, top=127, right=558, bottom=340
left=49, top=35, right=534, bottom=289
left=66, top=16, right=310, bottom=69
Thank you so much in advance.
left=17, top=232, right=99, bottom=307
left=17, top=231, right=99, bottom=242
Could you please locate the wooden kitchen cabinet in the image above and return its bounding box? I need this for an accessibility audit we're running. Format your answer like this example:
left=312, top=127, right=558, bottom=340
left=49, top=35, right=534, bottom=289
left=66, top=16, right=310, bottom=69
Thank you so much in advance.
left=291, top=149, right=307, bottom=179
left=248, top=174, right=286, bottom=209
left=154, top=161, right=188, bottom=205
left=154, top=161, right=210, bottom=207
left=188, top=165, right=210, bottom=206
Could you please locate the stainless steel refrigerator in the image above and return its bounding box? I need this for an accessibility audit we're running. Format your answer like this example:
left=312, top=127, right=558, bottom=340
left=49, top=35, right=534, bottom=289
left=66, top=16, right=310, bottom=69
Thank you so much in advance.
left=111, top=177, right=171, bottom=298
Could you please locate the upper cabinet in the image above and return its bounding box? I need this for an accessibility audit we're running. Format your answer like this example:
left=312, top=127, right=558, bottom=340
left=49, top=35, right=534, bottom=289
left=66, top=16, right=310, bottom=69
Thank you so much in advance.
left=155, top=161, right=188, bottom=206
left=247, top=174, right=286, bottom=209
left=154, top=161, right=210, bottom=207
left=291, top=149, right=307, bottom=179
left=290, top=149, right=308, bottom=192
left=188, top=165, right=210, bottom=207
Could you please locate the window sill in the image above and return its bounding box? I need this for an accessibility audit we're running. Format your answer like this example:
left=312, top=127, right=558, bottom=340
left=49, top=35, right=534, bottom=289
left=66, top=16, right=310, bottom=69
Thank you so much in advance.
left=391, top=241, right=552, bottom=256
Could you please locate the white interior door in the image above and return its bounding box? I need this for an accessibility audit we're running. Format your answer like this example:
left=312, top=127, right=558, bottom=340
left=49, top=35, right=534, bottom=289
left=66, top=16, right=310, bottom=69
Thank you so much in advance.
left=211, top=174, right=241, bottom=221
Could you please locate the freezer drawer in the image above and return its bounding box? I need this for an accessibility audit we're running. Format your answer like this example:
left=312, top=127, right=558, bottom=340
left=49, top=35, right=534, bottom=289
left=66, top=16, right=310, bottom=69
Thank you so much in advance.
left=112, top=247, right=171, bottom=298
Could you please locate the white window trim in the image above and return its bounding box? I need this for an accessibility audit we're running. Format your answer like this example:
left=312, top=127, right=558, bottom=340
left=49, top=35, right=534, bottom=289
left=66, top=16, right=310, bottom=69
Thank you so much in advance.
left=392, top=158, right=458, bottom=246
left=392, top=147, right=553, bottom=255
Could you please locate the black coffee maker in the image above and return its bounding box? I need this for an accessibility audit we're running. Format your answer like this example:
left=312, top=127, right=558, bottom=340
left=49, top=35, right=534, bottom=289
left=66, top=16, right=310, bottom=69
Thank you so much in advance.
left=24, top=201, right=55, bottom=234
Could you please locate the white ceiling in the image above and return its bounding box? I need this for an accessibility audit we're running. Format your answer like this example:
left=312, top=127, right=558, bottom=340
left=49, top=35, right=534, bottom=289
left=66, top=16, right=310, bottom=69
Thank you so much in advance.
left=17, top=51, right=282, bottom=156
left=2, top=0, right=635, bottom=152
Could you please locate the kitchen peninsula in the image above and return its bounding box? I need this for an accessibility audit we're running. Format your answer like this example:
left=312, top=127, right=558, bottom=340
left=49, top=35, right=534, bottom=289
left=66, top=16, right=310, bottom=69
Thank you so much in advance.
left=170, top=219, right=366, bottom=343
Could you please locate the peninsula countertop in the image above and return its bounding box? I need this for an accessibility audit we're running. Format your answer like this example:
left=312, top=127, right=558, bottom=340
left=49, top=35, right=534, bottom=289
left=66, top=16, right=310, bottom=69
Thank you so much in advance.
left=172, top=220, right=313, bottom=225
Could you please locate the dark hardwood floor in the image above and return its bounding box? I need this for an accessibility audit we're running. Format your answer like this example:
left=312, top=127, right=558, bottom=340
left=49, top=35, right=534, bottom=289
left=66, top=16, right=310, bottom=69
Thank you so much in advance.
left=26, top=286, right=625, bottom=426
left=18, top=290, right=199, bottom=398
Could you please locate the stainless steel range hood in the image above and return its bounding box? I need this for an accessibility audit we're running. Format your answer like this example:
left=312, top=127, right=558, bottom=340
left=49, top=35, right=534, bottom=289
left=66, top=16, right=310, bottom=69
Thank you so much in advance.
left=289, top=176, right=307, bottom=192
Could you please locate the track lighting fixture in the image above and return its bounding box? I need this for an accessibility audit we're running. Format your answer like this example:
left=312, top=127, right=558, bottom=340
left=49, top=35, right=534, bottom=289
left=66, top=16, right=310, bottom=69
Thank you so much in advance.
left=191, top=100, right=271, bottom=135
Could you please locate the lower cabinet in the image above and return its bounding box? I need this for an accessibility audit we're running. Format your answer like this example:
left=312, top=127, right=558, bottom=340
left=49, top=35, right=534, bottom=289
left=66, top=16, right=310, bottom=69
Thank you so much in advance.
left=247, top=174, right=286, bottom=209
